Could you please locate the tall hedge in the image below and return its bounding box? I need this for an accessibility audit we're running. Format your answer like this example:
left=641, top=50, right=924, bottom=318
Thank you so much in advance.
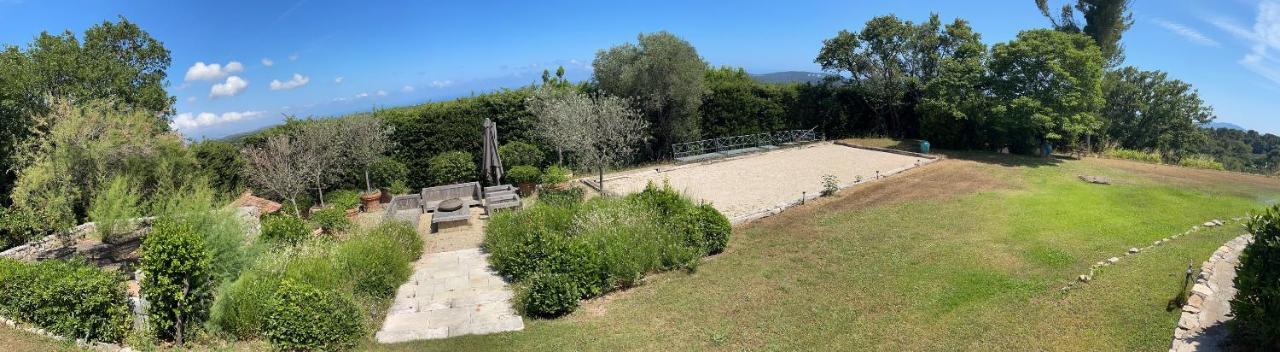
left=140, top=219, right=215, bottom=344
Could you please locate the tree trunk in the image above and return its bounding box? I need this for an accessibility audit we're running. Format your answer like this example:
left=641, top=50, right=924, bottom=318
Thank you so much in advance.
left=598, top=165, right=604, bottom=189
left=317, top=187, right=326, bottom=207
left=177, top=277, right=189, bottom=346
left=556, top=147, right=564, bottom=165
left=290, top=198, right=301, bottom=218
left=364, top=168, right=372, bottom=193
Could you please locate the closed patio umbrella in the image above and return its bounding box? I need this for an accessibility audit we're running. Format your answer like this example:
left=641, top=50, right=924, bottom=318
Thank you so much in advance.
left=482, top=118, right=504, bottom=184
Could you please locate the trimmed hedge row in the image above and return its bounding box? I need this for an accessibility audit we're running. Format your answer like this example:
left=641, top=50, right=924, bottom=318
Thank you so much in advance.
left=484, top=182, right=730, bottom=317
left=0, top=258, right=130, bottom=342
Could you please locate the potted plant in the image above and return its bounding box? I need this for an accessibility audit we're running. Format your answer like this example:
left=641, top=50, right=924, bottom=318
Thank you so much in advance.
left=359, top=190, right=382, bottom=212
left=506, top=165, right=542, bottom=196
left=542, top=165, right=572, bottom=191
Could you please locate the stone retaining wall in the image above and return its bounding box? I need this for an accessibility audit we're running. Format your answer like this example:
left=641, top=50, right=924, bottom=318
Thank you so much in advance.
left=1168, top=234, right=1253, bottom=352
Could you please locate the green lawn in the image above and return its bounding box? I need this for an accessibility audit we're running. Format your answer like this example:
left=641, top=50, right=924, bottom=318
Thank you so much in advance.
left=3, top=153, right=1276, bottom=351
left=372, top=153, right=1279, bottom=351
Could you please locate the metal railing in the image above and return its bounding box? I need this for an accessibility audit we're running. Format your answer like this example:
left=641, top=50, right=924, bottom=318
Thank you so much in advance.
left=672, top=127, right=823, bottom=159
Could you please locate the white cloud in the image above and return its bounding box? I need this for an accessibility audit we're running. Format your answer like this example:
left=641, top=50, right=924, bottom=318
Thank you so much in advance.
left=184, top=61, right=244, bottom=81
left=1210, top=1, right=1280, bottom=85
left=355, top=92, right=369, bottom=99
left=261, top=58, right=274, bottom=67
left=334, top=76, right=344, bottom=84
left=376, top=90, right=388, bottom=97
left=401, top=85, right=415, bottom=92
left=269, top=73, right=310, bottom=90
left=288, top=53, right=299, bottom=61
left=430, top=80, right=453, bottom=88
left=210, top=76, right=249, bottom=98
left=1152, top=18, right=1220, bottom=47
left=170, top=110, right=264, bottom=130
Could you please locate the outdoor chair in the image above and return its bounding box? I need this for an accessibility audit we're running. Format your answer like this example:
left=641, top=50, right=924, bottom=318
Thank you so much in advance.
left=484, top=191, right=522, bottom=215
left=421, top=182, right=481, bottom=212
left=382, top=194, right=423, bottom=227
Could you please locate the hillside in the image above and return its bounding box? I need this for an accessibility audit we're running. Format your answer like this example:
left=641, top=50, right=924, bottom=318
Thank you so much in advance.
left=1203, top=121, right=1246, bottom=131
left=750, top=71, right=833, bottom=84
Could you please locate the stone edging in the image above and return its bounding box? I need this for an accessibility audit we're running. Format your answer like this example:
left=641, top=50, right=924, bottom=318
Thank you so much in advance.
left=1062, top=217, right=1244, bottom=291
left=832, top=140, right=941, bottom=160
left=0, top=315, right=130, bottom=351
left=1169, top=234, right=1253, bottom=352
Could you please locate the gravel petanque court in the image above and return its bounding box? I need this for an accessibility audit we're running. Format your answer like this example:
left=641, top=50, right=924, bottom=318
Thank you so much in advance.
left=600, top=142, right=932, bottom=222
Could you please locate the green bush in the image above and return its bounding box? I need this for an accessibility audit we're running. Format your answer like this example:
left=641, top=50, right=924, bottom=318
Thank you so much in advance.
left=140, top=219, right=215, bottom=344
left=428, top=151, right=476, bottom=185
left=539, top=187, right=585, bottom=207
left=542, top=165, right=571, bottom=185
left=388, top=179, right=411, bottom=195
left=209, top=270, right=278, bottom=340
left=310, top=207, right=353, bottom=235
left=0, top=258, right=130, bottom=342
left=370, top=157, right=409, bottom=188
left=264, top=280, right=365, bottom=352
left=498, top=141, right=544, bottom=167
left=335, top=225, right=416, bottom=297
left=0, top=206, right=57, bottom=251
left=367, top=220, right=424, bottom=260
left=518, top=271, right=580, bottom=318
left=683, top=203, right=732, bottom=255
left=507, top=165, right=543, bottom=185
left=88, top=176, right=142, bottom=243
left=327, top=190, right=361, bottom=210
left=485, top=187, right=728, bottom=318
left=1178, top=154, right=1226, bottom=171
left=261, top=215, right=312, bottom=245
left=1103, top=148, right=1162, bottom=163
left=1231, top=206, right=1280, bottom=349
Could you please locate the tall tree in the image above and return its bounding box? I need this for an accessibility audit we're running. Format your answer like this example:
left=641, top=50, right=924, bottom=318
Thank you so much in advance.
left=593, top=31, right=706, bottom=157
left=1101, top=67, right=1214, bottom=157
left=242, top=135, right=310, bottom=217
left=918, top=19, right=991, bottom=148
left=0, top=16, right=174, bottom=205
left=816, top=14, right=969, bottom=137
left=988, top=29, right=1105, bottom=152
left=1035, top=0, right=1133, bottom=67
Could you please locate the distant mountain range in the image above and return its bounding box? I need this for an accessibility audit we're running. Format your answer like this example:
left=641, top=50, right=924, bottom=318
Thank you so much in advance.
left=1203, top=121, right=1246, bottom=131
left=750, top=71, right=834, bottom=84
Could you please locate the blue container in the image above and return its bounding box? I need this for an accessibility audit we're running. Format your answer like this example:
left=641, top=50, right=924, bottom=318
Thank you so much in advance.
left=920, top=140, right=931, bottom=154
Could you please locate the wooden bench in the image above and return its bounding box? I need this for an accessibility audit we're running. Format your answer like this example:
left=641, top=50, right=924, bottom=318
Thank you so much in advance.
left=421, top=182, right=481, bottom=212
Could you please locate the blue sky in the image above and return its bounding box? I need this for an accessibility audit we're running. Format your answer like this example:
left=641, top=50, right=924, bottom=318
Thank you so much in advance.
left=1, top=0, right=1277, bottom=138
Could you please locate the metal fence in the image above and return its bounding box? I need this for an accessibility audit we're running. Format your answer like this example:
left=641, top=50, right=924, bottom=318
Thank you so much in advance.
left=671, top=128, right=823, bottom=159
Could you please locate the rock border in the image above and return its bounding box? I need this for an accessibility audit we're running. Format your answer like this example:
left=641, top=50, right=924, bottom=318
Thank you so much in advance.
left=1062, top=217, right=1243, bottom=291
left=1168, top=234, right=1253, bottom=352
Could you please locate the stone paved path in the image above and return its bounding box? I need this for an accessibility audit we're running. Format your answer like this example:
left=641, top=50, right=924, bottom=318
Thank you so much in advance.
left=1170, top=234, right=1252, bottom=352
left=375, top=209, right=524, bottom=343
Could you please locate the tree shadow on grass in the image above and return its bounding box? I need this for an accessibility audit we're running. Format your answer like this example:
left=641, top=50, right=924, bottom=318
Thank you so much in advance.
left=939, top=150, right=1064, bottom=168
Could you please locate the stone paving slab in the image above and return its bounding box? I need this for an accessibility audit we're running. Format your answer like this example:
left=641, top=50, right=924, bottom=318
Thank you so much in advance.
left=375, top=247, right=523, bottom=343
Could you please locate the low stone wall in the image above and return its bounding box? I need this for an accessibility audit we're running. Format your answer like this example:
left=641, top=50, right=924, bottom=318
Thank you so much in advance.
left=1169, top=234, right=1253, bottom=352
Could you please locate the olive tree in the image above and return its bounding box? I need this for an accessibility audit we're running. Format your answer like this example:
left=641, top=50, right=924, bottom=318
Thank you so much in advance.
left=593, top=31, right=706, bottom=157
left=241, top=135, right=309, bottom=217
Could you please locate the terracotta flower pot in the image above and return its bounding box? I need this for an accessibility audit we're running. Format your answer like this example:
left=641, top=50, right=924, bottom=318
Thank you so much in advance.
left=360, top=192, right=382, bottom=212
left=378, top=187, right=393, bottom=203
left=517, top=182, right=535, bottom=196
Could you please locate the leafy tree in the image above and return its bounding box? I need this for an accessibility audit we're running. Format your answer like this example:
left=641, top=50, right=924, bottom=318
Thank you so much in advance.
left=191, top=140, right=246, bottom=196
left=0, top=17, right=174, bottom=205
left=917, top=19, right=991, bottom=148
left=593, top=31, right=707, bottom=157
left=1035, top=0, right=1133, bottom=67
left=141, top=219, right=215, bottom=345
left=9, top=98, right=193, bottom=229
left=988, top=29, right=1104, bottom=153
left=816, top=14, right=971, bottom=138
left=1100, top=67, right=1213, bottom=157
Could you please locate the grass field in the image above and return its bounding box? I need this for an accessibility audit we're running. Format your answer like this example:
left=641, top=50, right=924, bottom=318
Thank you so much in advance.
left=372, top=150, right=1279, bottom=351
left=4, top=149, right=1278, bottom=351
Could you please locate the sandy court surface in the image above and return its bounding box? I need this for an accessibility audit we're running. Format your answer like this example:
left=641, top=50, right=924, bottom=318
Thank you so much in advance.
left=600, top=142, right=929, bottom=221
